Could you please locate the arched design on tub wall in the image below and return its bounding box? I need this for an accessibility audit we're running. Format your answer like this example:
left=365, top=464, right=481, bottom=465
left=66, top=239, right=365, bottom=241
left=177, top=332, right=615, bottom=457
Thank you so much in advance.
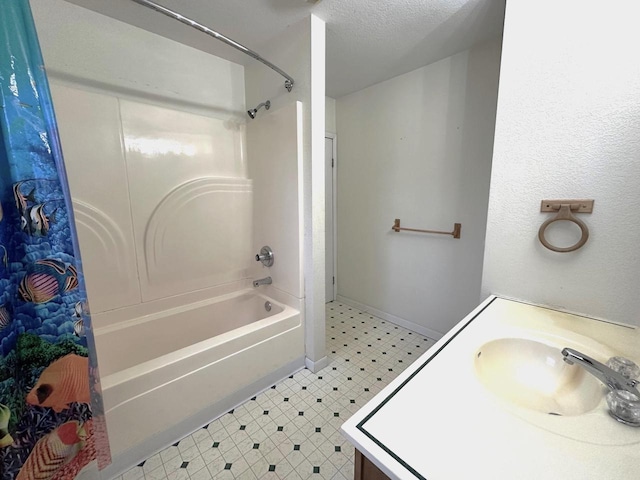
left=140, top=177, right=253, bottom=302
left=72, top=199, right=142, bottom=313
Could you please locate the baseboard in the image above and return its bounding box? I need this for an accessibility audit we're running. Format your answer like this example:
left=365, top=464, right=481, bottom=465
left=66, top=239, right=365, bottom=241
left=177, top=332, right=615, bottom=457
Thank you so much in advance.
left=305, top=355, right=329, bottom=373
left=99, top=357, right=305, bottom=480
left=75, top=461, right=99, bottom=480
left=335, top=295, right=443, bottom=341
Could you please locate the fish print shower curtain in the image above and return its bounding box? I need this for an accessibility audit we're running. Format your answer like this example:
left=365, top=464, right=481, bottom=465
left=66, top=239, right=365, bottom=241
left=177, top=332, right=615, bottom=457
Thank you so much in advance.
left=0, top=1, right=111, bottom=478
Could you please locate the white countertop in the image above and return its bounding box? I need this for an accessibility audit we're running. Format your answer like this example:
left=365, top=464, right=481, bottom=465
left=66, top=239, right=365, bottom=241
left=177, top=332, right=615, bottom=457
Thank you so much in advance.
left=341, top=296, right=640, bottom=480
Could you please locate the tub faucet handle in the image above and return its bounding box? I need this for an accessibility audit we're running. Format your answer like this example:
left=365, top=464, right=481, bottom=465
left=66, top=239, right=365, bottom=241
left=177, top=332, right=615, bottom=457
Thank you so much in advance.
left=256, top=246, right=274, bottom=267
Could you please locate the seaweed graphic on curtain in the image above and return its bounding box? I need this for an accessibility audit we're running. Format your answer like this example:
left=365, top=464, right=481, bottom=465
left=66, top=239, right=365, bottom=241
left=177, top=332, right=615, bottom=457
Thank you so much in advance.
left=0, top=1, right=111, bottom=479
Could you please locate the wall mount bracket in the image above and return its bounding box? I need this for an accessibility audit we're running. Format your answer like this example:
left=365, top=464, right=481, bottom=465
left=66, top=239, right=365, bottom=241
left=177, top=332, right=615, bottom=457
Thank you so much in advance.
left=540, top=199, right=594, bottom=213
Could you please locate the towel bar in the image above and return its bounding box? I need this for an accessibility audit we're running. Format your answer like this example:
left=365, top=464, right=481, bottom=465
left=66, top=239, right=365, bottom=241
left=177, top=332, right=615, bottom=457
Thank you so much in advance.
left=391, top=219, right=461, bottom=239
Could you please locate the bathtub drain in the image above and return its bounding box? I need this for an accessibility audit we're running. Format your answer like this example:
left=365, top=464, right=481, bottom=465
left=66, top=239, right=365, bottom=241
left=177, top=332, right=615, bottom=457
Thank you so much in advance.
left=265, top=301, right=272, bottom=312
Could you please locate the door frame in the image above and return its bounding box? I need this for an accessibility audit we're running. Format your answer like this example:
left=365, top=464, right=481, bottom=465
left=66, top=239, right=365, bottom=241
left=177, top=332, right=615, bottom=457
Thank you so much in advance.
left=325, top=132, right=338, bottom=302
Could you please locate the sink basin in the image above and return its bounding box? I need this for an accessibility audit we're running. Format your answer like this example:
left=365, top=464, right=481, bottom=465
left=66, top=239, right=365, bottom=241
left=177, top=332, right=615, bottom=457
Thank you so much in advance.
left=474, top=338, right=603, bottom=416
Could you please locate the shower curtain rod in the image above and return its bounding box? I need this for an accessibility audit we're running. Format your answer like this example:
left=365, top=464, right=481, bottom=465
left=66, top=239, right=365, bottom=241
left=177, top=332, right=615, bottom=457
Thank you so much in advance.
left=129, top=0, right=295, bottom=92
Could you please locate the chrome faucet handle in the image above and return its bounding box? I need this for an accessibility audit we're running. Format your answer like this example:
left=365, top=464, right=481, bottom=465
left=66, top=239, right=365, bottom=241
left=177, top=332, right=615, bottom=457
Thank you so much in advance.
left=255, top=246, right=274, bottom=267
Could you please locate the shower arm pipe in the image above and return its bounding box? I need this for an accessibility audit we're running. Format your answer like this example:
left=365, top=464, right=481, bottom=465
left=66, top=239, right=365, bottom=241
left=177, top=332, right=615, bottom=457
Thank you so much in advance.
left=129, top=0, right=294, bottom=92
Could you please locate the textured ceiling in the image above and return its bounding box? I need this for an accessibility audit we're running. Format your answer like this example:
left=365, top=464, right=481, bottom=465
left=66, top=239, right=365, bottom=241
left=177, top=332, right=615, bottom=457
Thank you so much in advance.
left=63, top=0, right=505, bottom=98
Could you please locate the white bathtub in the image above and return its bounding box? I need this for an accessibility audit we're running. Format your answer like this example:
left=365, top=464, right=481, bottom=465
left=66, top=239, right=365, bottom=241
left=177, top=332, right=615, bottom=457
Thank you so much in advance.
left=93, top=288, right=304, bottom=477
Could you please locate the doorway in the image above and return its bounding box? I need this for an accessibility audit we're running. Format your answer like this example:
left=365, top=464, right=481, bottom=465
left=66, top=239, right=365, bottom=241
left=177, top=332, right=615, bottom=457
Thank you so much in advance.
left=325, top=135, right=336, bottom=302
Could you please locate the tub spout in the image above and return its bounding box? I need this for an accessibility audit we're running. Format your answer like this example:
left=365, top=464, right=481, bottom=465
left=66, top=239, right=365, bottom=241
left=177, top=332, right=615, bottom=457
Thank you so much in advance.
left=253, top=276, right=272, bottom=287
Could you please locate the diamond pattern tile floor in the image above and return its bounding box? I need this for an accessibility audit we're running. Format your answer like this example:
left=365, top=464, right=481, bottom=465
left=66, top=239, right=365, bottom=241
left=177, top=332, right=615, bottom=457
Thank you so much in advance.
left=113, top=302, right=436, bottom=479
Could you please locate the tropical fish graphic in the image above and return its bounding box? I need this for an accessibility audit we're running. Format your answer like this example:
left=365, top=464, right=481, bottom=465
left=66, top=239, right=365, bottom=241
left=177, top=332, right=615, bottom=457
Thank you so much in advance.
left=73, top=301, right=89, bottom=319
left=15, top=421, right=86, bottom=480
left=72, top=300, right=88, bottom=338
left=0, top=304, right=12, bottom=332
left=20, top=204, right=57, bottom=236
left=26, top=354, right=90, bottom=413
left=13, top=181, right=36, bottom=214
left=0, top=245, right=7, bottom=268
left=0, top=403, right=13, bottom=448
left=73, top=319, right=84, bottom=338
left=18, top=259, right=78, bottom=303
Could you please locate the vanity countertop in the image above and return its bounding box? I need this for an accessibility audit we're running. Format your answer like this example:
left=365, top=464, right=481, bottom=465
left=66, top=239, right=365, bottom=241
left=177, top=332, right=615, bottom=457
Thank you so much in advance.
left=341, top=296, right=640, bottom=480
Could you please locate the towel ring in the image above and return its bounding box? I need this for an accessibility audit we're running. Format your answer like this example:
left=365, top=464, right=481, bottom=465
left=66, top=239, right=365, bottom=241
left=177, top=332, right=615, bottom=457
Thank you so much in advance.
left=538, top=204, right=589, bottom=253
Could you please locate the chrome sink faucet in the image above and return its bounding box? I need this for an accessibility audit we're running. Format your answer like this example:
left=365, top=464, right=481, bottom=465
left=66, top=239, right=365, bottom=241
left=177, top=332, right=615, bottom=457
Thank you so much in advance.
left=561, top=348, right=640, bottom=397
left=253, top=276, right=272, bottom=287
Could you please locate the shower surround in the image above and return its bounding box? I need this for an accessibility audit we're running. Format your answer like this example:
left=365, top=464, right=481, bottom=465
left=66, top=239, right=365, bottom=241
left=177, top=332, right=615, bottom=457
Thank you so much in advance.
left=31, top=0, right=305, bottom=475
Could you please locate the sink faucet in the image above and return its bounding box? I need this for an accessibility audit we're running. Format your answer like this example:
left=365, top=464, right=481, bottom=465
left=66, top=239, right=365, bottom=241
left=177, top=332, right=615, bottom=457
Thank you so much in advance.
left=561, top=348, right=640, bottom=397
left=253, top=276, right=272, bottom=287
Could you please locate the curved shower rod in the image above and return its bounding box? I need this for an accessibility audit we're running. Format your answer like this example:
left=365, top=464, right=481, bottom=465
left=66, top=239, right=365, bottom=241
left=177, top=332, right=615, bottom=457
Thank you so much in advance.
left=129, top=0, right=294, bottom=92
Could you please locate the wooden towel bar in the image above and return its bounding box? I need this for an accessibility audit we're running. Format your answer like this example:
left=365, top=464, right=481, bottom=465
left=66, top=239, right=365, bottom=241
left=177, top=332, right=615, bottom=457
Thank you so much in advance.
left=391, top=218, right=461, bottom=239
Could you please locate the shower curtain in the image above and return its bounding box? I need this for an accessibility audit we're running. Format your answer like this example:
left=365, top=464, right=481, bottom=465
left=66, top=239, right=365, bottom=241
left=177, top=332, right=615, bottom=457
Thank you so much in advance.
left=0, top=1, right=111, bottom=478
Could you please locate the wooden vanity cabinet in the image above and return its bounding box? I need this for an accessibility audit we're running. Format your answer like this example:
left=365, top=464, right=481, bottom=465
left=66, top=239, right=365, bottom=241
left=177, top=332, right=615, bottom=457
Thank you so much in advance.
left=354, top=449, right=391, bottom=480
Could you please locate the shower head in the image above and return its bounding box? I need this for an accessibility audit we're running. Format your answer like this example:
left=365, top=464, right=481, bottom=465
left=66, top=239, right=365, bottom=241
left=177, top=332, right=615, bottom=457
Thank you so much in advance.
left=247, top=100, right=271, bottom=119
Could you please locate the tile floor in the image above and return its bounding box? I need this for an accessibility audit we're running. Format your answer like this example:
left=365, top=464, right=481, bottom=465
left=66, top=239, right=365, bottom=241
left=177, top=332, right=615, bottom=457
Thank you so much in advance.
left=115, top=302, right=436, bottom=480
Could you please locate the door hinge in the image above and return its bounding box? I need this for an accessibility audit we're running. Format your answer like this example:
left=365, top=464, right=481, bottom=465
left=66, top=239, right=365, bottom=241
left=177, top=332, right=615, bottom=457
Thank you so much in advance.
left=331, top=158, right=334, bottom=168
left=332, top=276, right=335, bottom=285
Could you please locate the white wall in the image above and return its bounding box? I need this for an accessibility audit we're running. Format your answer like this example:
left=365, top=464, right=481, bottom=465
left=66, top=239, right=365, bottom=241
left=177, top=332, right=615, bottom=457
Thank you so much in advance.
left=247, top=102, right=304, bottom=300
left=32, top=0, right=249, bottom=320
left=245, top=16, right=327, bottom=371
left=482, top=0, right=640, bottom=327
left=336, top=39, right=502, bottom=338
left=326, top=97, right=336, bottom=134
left=32, top=0, right=244, bottom=115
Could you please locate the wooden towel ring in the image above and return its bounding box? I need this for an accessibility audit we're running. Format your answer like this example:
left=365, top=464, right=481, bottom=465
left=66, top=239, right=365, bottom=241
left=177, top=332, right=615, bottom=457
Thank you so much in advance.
left=538, top=204, right=589, bottom=253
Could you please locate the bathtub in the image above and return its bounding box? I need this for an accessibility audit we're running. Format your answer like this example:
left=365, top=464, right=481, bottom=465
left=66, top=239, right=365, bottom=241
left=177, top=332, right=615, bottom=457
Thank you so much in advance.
left=93, top=288, right=304, bottom=477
